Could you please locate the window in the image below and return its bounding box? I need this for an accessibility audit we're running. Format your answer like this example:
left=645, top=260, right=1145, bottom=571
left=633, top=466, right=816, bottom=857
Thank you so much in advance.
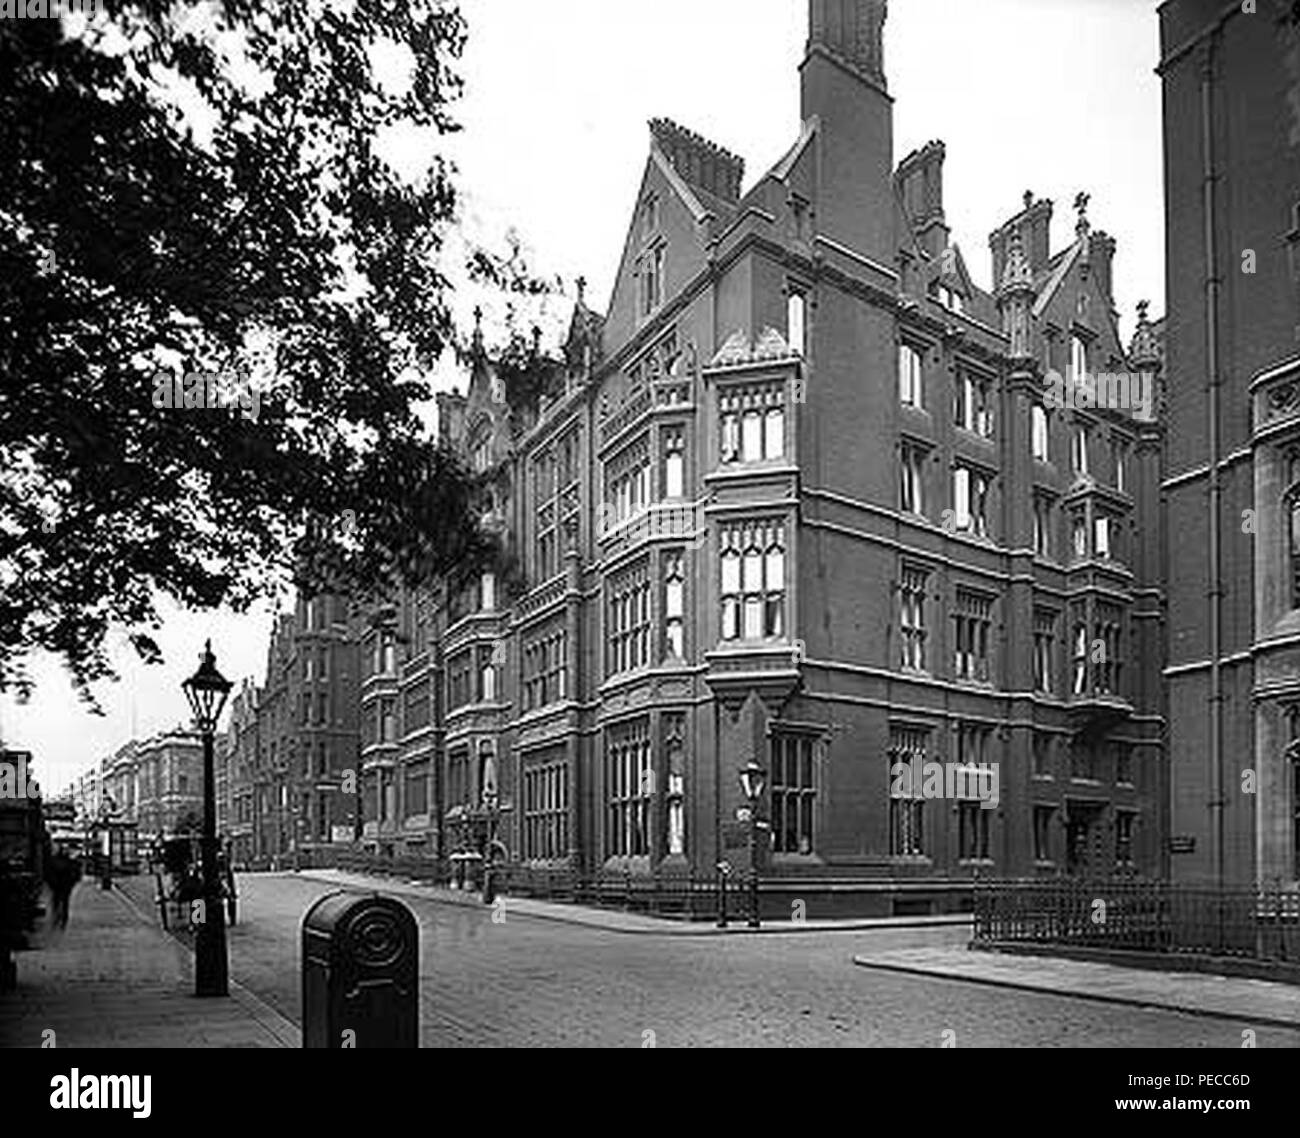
left=1070, top=740, right=1097, bottom=780
left=788, top=290, right=806, bottom=356
left=404, top=679, right=430, bottom=733
left=1033, top=805, right=1055, bottom=862
left=1115, top=743, right=1134, bottom=786
left=1033, top=733, right=1053, bottom=778
left=720, top=521, right=785, bottom=641
left=641, top=245, right=665, bottom=316
left=1094, top=603, right=1123, bottom=695
left=1071, top=334, right=1089, bottom=384
left=302, top=654, right=312, bottom=681
left=1072, top=618, right=1089, bottom=695
left=663, top=551, right=685, bottom=660
left=522, top=624, right=568, bottom=712
left=953, top=589, right=992, bottom=682
left=720, top=384, right=784, bottom=464
left=664, top=715, right=686, bottom=856
left=1291, top=495, right=1300, bottom=608
left=318, top=647, right=327, bottom=680
left=900, top=567, right=928, bottom=671
left=957, top=802, right=990, bottom=860
left=1071, top=423, right=1090, bottom=477
left=523, top=750, right=569, bottom=861
left=900, top=440, right=926, bottom=516
left=663, top=427, right=685, bottom=499
left=889, top=726, right=926, bottom=856
left=447, top=749, right=470, bottom=809
left=1031, top=404, right=1050, bottom=461
left=1094, top=514, right=1112, bottom=560
left=605, top=438, right=651, bottom=530
left=316, top=692, right=328, bottom=725
left=1112, top=437, right=1128, bottom=493
left=642, top=193, right=659, bottom=238
left=770, top=732, right=816, bottom=855
left=534, top=448, right=558, bottom=579
left=1115, top=811, right=1135, bottom=868
left=447, top=650, right=473, bottom=712
left=608, top=559, right=651, bottom=675
left=899, top=344, right=924, bottom=409
left=1071, top=512, right=1088, bottom=561
left=1033, top=495, right=1052, bottom=557
left=954, top=369, right=994, bottom=437
left=1033, top=610, right=1056, bottom=694
left=605, top=719, right=651, bottom=858
left=477, top=646, right=498, bottom=703
left=952, top=465, right=991, bottom=537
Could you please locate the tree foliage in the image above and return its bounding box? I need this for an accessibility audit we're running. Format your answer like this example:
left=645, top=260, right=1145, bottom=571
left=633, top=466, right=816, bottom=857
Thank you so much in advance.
left=0, top=0, right=530, bottom=696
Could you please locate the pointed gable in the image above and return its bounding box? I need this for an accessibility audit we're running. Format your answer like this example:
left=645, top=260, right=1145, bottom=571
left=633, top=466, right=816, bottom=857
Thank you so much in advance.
left=602, top=120, right=744, bottom=353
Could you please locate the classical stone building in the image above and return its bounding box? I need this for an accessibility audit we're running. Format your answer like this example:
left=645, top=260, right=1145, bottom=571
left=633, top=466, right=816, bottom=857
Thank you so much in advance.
left=132, top=729, right=204, bottom=840
left=366, top=0, right=1168, bottom=913
left=1160, top=0, right=1300, bottom=887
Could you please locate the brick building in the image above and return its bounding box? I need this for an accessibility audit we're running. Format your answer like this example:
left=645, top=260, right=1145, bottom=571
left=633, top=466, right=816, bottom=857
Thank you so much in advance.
left=1160, top=0, right=1300, bottom=887
left=248, top=595, right=361, bottom=867
left=361, top=0, right=1169, bottom=914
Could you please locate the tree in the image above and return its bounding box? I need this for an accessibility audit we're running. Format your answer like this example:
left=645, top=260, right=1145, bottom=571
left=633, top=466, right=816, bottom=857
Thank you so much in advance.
left=0, top=0, right=539, bottom=698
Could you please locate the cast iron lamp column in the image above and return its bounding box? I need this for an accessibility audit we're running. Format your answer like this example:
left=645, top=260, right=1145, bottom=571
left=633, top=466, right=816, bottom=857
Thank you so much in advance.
left=182, top=640, right=233, bottom=998
left=739, top=760, right=767, bottom=930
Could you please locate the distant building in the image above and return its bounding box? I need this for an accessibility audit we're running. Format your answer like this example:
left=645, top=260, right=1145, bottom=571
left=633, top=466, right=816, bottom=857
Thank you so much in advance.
left=247, top=595, right=361, bottom=867
left=133, top=729, right=203, bottom=840
left=1160, top=0, right=1300, bottom=887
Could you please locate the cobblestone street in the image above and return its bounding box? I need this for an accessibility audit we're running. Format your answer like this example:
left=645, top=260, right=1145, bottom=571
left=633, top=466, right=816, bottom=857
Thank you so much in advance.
left=189, top=873, right=1300, bottom=1048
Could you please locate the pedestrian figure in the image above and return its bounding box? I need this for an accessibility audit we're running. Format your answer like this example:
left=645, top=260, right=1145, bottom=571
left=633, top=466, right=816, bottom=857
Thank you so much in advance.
left=44, top=848, right=80, bottom=930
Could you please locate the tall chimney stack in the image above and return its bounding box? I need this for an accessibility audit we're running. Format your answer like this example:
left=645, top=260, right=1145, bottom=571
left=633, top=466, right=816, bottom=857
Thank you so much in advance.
left=800, top=0, right=894, bottom=263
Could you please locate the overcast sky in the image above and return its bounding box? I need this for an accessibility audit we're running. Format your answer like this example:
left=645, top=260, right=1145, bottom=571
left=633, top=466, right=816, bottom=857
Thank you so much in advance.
left=3, top=0, right=1166, bottom=797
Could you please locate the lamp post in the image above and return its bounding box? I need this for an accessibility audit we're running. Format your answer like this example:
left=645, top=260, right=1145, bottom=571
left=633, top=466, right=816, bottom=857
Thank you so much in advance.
left=481, top=786, right=499, bottom=905
left=739, top=759, right=767, bottom=930
left=182, top=640, right=233, bottom=998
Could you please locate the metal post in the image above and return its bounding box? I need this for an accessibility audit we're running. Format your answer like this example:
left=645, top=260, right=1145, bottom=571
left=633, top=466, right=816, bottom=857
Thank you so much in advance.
left=716, top=862, right=729, bottom=928
left=195, top=727, right=229, bottom=997
left=747, top=814, right=760, bottom=930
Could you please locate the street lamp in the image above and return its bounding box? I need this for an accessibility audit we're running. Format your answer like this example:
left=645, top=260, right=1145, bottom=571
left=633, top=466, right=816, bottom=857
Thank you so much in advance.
left=182, top=640, right=233, bottom=998
left=738, top=759, right=767, bottom=930
left=481, top=785, right=500, bottom=905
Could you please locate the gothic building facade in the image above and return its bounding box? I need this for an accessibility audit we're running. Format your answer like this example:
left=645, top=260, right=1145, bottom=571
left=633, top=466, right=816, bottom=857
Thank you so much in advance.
left=361, top=0, right=1169, bottom=914
left=1161, top=0, right=1300, bottom=888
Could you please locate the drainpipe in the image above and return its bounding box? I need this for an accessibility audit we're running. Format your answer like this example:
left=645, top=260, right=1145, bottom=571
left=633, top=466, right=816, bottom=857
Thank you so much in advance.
left=1200, top=41, right=1225, bottom=907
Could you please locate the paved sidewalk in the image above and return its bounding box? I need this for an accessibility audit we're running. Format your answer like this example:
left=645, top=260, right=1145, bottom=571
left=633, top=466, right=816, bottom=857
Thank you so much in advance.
left=853, top=946, right=1300, bottom=1030
left=0, top=880, right=297, bottom=1048
left=293, top=868, right=972, bottom=935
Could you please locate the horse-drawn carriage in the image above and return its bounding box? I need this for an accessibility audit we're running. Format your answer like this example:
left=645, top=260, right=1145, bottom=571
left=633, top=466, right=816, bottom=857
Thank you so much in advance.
left=151, top=836, right=236, bottom=931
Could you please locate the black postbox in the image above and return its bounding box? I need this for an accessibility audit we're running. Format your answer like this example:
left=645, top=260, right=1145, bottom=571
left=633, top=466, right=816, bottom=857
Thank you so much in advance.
left=301, top=890, right=418, bottom=1048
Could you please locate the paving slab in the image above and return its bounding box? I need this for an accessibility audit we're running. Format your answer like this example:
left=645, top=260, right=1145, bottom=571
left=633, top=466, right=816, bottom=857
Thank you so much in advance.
left=0, top=879, right=296, bottom=1048
left=852, top=945, right=1300, bottom=1030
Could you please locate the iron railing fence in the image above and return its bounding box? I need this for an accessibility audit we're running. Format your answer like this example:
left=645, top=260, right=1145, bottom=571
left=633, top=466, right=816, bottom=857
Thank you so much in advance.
left=288, top=847, right=746, bottom=920
left=972, top=877, right=1300, bottom=964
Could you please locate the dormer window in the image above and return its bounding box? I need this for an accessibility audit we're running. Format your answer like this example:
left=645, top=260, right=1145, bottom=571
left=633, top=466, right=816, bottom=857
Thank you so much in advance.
left=640, top=244, right=666, bottom=317
left=939, top=286, right=964, bottom=314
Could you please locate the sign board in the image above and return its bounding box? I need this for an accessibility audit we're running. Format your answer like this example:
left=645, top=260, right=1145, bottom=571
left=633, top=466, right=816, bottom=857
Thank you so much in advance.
left=331, top=826, right=353, bottom=844
left=1169, top=835, right=1196, bottom=854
